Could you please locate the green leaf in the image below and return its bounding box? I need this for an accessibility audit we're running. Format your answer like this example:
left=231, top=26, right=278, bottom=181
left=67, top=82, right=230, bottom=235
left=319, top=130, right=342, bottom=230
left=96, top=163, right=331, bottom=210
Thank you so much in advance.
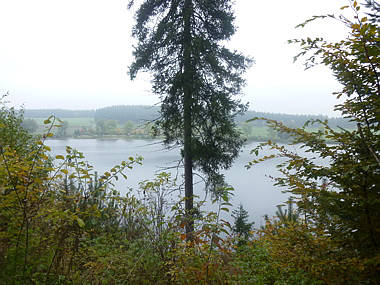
left=76, top=217, right=85, bottom=228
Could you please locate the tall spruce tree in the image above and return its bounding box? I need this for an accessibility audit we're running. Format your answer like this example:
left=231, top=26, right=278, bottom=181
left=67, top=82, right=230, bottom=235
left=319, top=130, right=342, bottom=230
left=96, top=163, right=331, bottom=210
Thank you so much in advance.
left=128, top=0, right=251, bottom=238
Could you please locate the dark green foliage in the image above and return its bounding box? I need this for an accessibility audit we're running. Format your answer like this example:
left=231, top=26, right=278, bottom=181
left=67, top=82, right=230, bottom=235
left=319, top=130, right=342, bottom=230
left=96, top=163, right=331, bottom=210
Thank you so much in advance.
left=363, top=0, right=380, bottom=23
left=232, top=204, right=254, bottom=240
left=128, top=1, right=252, bottom=230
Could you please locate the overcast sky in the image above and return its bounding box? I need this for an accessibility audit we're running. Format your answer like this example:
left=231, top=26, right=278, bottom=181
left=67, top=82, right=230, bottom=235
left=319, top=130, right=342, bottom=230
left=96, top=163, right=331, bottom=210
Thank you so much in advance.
left=0, top=0, right=352, bottom=116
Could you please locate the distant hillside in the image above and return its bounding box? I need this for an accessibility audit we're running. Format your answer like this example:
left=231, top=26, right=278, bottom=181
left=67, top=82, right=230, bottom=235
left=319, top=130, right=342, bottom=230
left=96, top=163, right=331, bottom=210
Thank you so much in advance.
left=94, top=105, right=160, bottom=123
left=24, top=105, right=354, bottom=129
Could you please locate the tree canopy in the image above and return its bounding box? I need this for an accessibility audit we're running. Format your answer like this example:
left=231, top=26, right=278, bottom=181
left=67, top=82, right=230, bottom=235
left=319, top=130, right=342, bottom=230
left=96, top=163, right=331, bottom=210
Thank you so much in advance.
left=249, top=1, right=380, bottom=281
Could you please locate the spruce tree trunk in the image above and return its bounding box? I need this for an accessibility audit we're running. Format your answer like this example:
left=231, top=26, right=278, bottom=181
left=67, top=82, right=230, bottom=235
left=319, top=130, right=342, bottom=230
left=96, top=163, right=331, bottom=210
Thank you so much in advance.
left=183, top=0, right=194, bottom=240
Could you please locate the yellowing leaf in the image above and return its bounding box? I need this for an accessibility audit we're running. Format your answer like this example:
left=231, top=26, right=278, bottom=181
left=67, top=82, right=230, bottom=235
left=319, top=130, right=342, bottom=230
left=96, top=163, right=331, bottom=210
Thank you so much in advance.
left=61, top=169, right=68, bottom=174
left=351, top=24, right=360, bottom=30
left=55, top=155, right=65, bottom=160
left=340, top=5, right=349, bottom=10
left=361, top=17, right=367, bottom=22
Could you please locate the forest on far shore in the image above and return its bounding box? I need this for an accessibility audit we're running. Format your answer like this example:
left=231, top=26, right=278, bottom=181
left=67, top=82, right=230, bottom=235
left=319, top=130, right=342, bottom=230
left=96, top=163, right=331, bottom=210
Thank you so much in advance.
left=22, top=105, right=355, bottom=142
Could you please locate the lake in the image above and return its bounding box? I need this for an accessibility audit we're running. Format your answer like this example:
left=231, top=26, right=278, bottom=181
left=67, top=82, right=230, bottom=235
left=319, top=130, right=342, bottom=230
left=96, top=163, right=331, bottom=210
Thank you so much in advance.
left=46, top=139, right=293, bottom=226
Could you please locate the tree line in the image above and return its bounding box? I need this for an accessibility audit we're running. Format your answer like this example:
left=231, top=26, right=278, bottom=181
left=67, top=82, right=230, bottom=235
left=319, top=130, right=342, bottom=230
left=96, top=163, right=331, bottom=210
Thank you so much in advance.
left=24, top=105, right=354, bottom=128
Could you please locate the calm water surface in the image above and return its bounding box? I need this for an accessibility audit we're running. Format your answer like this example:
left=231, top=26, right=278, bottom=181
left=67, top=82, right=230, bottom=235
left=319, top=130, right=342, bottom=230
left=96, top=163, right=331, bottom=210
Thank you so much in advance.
left=47, top=139, right=294, bottom=226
